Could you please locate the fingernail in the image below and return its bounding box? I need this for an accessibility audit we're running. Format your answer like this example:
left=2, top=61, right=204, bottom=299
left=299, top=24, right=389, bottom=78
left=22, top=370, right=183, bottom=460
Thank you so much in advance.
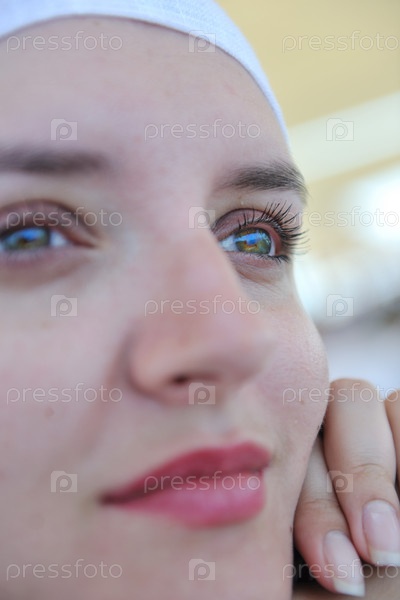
left=323, top=530, right=365, bottom=597
left=363, top=500, right=400, bottom=566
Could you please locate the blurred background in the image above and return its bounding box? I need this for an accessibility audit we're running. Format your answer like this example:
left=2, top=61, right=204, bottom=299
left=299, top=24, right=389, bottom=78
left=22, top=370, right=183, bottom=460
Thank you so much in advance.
left=219, top=0, right=400, bottom=391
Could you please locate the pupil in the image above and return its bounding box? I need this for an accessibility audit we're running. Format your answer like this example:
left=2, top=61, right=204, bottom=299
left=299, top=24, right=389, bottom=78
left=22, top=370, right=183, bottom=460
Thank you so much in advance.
left=235, top=229, right=271, bottom=254
left=2, top=227, right=50, bottom=251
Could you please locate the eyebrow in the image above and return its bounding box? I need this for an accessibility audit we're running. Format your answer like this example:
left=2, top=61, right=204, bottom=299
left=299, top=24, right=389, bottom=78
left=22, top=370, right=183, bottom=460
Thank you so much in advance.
left=0, top=146, right=308, bottom=203
left=0, top=146, right=108, bottom=175
left=219, top=161, right=308, bottom=204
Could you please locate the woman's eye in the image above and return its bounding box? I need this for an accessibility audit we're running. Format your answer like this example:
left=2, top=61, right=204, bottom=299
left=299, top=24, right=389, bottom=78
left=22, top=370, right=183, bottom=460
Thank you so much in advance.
left=220, top=227, right=276, bottom=257
left=0, top=226, right=68, bottom=253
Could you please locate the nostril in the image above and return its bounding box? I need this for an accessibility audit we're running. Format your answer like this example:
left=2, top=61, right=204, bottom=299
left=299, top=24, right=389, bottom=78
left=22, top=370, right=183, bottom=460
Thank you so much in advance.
left=172, top=374, right=217, bottom=387
left=173, top=375, right=190, bottom=385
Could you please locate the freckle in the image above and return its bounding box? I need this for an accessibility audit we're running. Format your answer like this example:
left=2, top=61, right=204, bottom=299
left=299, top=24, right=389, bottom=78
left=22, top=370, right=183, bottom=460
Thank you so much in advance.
left=45, top=407, right=54, bottom=418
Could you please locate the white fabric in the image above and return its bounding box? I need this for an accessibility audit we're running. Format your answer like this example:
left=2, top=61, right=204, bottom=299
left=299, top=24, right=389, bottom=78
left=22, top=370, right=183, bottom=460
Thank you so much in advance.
left=0, top=0, right=287, bottom=135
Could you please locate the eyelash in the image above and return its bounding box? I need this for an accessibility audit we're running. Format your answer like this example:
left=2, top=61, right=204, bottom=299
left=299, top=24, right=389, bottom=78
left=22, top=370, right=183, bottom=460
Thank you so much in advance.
left=0, top=201, right=307, bottom=270
left=219, top=202, right=307, bottom=263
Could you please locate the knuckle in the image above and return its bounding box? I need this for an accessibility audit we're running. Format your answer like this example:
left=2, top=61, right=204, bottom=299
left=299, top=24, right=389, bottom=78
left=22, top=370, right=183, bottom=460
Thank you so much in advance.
left=298, top=495, right=340, bottom=517
left=352, top=462, right=393, bottom=485
left=295, top=495, right=349, bottom=539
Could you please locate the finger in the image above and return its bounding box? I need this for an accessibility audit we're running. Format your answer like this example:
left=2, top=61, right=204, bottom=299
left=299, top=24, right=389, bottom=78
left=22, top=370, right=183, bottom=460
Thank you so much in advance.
left=324, top=379, right=400, bottom=567
left=294, top=437, right=365, bottom=597
left=385, top=389, right=400, bottom=487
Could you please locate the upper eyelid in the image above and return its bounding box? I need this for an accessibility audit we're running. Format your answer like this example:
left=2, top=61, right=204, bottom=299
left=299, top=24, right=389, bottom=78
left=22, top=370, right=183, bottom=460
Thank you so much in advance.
left=213, top=203, right=302, bottom=232
left=0, top=199, right=116, bottom=241
left=0, top=200, right=75, bottom=223
left=0, top=203, right=99, bottom=250
left=215, top=204, right=306, bottom=255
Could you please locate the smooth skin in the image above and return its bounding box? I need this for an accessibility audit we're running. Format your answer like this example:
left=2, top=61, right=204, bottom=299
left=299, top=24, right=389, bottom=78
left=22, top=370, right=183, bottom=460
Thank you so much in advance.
left=0, top=16, right=399, bottom=600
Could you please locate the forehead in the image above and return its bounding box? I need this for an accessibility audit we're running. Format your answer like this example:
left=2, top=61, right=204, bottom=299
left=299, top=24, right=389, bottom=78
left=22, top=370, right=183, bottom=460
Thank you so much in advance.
left=1, top=19, right=284, bottom=125
left=0, top=17, right=289, bottom=182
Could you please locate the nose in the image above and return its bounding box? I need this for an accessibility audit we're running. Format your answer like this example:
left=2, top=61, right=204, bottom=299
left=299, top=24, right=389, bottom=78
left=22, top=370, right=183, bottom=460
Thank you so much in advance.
left=127, top=232, right=273, bottom=407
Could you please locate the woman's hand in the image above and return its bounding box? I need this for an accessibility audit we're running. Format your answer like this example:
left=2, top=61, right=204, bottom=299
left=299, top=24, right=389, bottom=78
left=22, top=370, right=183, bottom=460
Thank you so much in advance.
left=294, top=570, right=400, bottom=600
left=293, top=380, right=400, bottom=598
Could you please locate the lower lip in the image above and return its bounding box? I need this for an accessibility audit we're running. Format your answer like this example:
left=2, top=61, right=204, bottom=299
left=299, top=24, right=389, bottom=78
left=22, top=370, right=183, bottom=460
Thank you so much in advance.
left=105, top=471, right=266, bottom=527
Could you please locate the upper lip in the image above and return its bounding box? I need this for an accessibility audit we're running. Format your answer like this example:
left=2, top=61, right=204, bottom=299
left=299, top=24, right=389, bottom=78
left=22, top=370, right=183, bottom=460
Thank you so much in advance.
left=101, top=442, right=271, bottom=504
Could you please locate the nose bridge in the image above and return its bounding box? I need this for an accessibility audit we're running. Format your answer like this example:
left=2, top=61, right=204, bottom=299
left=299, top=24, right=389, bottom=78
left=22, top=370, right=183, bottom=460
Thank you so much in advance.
left=145, top=230, right=257, bottom=340
left=162, top=229, right=241, bottom=301
left=128, top=231, right=273, bottom=405
left=180, top=251, right=222, bottom=304
left=147, top=230, right=255, bottom=327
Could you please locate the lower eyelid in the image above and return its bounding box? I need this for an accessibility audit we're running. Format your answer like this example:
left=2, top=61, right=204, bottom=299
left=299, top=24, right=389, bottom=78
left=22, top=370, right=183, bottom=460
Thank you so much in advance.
left=0, top=246, right=97, bottom=285
left=222, top=251, right=292, bottom=285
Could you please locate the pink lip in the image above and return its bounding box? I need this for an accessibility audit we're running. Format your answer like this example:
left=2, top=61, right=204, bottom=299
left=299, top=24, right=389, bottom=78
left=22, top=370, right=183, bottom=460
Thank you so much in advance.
left=101, top=442, right=270, bottom=527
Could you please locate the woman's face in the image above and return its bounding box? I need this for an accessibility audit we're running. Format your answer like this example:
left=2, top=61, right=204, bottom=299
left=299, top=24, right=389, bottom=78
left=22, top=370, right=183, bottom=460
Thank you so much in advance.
left=0, top=17, right=328, bottom=600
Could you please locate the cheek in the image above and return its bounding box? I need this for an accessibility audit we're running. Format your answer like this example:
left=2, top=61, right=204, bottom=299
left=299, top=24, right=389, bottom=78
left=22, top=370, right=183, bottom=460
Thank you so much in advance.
left=0, top=323, right=106, bottom=486
left=283, top=317, right=329, bottom=485
left=253, top=307, right=329, bottom=496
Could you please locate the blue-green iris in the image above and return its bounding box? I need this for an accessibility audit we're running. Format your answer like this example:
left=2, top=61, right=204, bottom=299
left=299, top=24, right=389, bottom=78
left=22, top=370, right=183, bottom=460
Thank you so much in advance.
left=0, top=227, right=50, bottom=251
left=221, top=228, right=273, bottom=256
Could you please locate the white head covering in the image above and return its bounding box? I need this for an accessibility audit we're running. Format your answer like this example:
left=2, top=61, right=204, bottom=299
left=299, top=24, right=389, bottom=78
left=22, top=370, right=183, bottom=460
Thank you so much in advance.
left=0, top=0, right=287, bottom=135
